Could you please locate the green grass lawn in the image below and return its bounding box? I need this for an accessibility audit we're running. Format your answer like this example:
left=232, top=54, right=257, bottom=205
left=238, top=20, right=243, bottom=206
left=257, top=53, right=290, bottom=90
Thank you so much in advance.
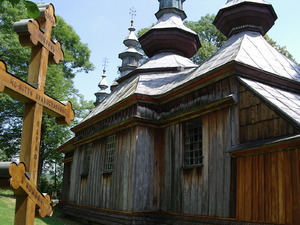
left=0, top=189, right=81, bottom=225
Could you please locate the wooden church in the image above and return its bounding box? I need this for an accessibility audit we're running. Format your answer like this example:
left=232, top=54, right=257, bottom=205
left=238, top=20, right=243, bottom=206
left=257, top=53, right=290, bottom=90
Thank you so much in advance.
left=57, top=0, right=300, bottom=224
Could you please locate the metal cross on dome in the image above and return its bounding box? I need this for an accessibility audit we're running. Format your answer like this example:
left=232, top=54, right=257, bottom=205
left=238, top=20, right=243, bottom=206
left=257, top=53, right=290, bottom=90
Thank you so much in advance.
left=129, top=7, right=136, bottom=26
left=102, top=57, right=109, bottom=71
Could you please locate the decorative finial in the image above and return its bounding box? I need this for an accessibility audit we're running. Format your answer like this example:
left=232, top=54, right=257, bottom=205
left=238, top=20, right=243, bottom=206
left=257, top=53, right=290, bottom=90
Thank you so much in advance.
left=129, top=7, right=136, bottom=27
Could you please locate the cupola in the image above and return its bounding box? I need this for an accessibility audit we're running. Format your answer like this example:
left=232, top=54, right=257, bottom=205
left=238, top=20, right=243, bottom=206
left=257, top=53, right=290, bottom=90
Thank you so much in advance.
left=118, top=8, right=143, bottom=77
left=139, top=0, right=201, bottom=58
left=94, top=68, right=109, bottom=106
left=213, top=0, right=277, bottom=38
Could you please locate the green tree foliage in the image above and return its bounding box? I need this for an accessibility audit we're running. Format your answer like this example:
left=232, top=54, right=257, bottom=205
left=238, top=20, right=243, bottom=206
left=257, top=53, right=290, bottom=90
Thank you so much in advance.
left=184, top=14, right=227, bottom=65
left=0, top=1, right=94, bottom=187
left=0, top=0, right=39, bottom=18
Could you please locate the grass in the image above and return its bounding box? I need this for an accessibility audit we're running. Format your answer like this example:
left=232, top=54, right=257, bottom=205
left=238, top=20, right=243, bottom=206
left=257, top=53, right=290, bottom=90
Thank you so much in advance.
left=0, top=189, right=81, bottom=225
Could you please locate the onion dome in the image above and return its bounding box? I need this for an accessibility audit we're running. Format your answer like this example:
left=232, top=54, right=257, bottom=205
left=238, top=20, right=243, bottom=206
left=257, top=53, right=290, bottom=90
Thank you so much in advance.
left=118, top=9, right=143, bottom=77
left=110, top=81, right=119, bottom=92
left=139, top=0, right=201, bottom=58
left=213, top=0, right=277, bottom=38
left=94, top=68, right=109, bottom=106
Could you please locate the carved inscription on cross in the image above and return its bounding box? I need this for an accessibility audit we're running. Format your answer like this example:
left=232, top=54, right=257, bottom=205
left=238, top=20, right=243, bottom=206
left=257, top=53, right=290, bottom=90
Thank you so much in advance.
left=9, top=163, right=52, bottom=218
left=0, top=61, right=74, bottom=124
left=0, top=4, right=74, bottom=225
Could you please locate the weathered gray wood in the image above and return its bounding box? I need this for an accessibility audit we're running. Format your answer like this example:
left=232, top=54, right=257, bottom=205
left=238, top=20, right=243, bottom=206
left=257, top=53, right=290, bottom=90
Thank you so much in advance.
left=64, top=77, right=236, bottom=219
left=239, top=85, right=298, bottom=143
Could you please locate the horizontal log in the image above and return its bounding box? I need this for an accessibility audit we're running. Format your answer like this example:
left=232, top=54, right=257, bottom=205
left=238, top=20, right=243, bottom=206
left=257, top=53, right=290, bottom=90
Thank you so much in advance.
left=59, top=201, right=272, bottom=225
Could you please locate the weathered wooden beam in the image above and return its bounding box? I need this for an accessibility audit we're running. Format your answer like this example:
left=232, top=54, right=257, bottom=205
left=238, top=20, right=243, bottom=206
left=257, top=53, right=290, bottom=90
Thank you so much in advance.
left=0, top=61, right=74, bottom=125
left=9, top=163, right=53, bottom=217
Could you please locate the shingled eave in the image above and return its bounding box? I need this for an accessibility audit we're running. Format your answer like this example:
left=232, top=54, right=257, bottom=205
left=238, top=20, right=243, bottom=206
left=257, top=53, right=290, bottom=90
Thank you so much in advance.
left=230, top=134, right=300, bottom=157
left=56, top=137, right=76, bottom=153
left=238, top=76, right=300, bottom=130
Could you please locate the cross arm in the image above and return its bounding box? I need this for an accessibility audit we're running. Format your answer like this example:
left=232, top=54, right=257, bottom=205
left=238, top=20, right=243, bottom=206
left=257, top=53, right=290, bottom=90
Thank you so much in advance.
left=9, top=162, right=53, bottom=218
left=14, top=19, right=63, bottom=64
left=0, top=60, right=74, bottom=125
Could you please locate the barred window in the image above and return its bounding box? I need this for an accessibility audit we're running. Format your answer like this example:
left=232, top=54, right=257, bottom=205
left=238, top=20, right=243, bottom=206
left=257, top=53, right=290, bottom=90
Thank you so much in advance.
left=184, top=119, right=203, bottom=167
left=104, top=135, right=116, bottom=172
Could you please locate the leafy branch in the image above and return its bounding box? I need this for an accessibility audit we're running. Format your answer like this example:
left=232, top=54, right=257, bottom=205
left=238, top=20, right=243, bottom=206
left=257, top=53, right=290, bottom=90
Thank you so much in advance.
left=1, top=0, right=39, bottom=18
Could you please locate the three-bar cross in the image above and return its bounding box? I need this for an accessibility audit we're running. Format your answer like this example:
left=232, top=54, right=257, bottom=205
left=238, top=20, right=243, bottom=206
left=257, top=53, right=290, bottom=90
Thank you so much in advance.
left=0, top=4, right=74, bottom=225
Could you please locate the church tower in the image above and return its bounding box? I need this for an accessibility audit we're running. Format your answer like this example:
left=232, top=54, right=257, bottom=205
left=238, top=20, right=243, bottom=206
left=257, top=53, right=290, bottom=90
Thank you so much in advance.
left=118, top=8, right=143, bottom=78
left=139, top=0, right=200, bottom=58
left=57, top=0, right=300, bottom=224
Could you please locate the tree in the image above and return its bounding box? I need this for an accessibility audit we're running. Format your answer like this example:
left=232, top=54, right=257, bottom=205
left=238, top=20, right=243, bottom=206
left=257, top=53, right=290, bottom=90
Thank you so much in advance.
left=0, top=0, right=39, bottom=18
left=184, top=14, right=227, bottom=65
left=0, top=1, right=94, bottom=189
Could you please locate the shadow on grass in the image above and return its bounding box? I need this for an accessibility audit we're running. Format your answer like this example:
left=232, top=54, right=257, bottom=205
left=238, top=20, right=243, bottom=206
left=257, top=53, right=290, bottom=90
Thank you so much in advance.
left=38, top=205, right=82, bottom=225
left=0, top=189, right=15, bottom=198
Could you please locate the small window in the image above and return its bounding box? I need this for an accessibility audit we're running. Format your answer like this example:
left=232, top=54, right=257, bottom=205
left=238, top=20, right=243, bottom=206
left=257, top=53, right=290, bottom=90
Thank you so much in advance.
left=184, top=119, right=203, bottom=167
left=104, top=135, right=116, bottom=173
left=81, top=143, right=93, bottom=176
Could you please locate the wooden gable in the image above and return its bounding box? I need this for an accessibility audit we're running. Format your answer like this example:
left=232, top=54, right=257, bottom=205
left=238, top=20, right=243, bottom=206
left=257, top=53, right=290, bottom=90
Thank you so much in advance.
left=239, top=84, right=299, bottom=143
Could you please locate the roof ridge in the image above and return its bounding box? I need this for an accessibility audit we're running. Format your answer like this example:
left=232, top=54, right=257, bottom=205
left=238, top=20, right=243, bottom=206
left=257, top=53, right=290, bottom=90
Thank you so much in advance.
left=233, top=32, right=300, bottom=82
left=261, top=35, right=300, bottom=77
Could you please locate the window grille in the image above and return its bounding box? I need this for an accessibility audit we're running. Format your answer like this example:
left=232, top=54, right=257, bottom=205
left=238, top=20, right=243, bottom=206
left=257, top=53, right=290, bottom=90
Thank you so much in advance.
left=184, top=119, right=203, bottom=167
left=104, top=135, right=116, bottom=172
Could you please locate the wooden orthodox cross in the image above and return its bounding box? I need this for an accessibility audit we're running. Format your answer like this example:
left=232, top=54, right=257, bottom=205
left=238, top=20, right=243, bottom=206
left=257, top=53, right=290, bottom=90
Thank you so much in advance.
left=0, top=4, right=74, bottom=225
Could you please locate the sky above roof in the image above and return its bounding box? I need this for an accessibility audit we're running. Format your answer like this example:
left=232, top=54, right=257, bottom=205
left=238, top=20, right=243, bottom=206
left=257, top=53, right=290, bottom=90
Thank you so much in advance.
left=36, top=0, right=300, bottom=102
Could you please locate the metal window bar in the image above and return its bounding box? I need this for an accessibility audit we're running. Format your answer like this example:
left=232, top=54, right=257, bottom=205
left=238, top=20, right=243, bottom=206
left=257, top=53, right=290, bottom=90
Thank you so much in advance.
left=104, top=135, right=116, bottom=172
left=184, top=120, right=203, bottom=166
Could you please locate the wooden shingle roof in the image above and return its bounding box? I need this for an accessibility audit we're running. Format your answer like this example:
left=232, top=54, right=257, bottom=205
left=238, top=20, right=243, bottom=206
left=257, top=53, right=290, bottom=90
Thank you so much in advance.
left=194, top=31, right=300, bottom=82
left=239, top=77, right=300, bottom=129
left=77, top=30, right=300, bottom=129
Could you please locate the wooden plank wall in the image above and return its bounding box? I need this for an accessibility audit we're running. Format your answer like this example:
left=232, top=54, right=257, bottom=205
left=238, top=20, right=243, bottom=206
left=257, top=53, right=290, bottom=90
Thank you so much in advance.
left=160, top=76, right=239, bottom=217
left=239, top=86, right=297, bottom=143
left=67, top=76, right=239, bottom=217
left=61, top=162, right=72, bottom=200
left=161, top=107, right=233, bottom=217
left=236, top=148, right=300, bottom=224
left=68, top=126, right=161, bottom=212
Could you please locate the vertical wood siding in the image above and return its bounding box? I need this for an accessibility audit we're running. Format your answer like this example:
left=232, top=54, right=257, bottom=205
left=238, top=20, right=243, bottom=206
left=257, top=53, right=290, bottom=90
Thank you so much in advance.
left=67, top=76, right=239, bottom=217
left=61, top=162, right=72, bottom=200
left=159, top=76, right=239, bottom=217
left=236, top=148, right=300, bottom=224
left=68, top=126, right=161, bottom=212
left=161, top=107, right=233, bottom=217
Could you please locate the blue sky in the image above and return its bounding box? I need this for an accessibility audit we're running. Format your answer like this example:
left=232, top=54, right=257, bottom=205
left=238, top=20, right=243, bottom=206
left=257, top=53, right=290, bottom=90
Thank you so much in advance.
left=37, top=0, right=300, bottom=102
